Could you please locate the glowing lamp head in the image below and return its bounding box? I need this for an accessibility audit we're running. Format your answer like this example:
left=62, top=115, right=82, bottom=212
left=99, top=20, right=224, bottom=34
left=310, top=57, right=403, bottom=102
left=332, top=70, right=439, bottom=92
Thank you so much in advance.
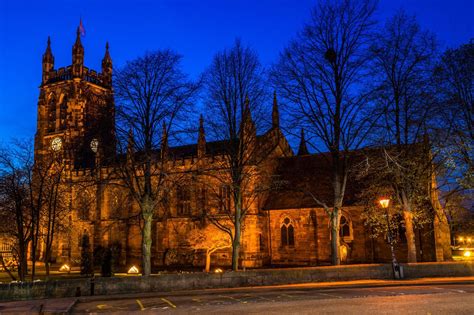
left=464, top=250, right=471, bottom=258
left=459, top=237, right=464, bottom=242
left=467, top=238, right=472, bottom=244
left=379, top=198, right=390, bottom=209
left=127, top=265, right=139, bottom=274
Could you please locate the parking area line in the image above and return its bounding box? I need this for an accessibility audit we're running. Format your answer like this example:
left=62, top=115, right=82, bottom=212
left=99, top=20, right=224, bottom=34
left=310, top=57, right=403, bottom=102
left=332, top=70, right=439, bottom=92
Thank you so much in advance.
left=317, top=292, right=343, bottom=299
left=219, top=295, right=248, bottom=303
left=161, top=297, right=177, bottom=308
left=136, top=299, right=146, bottom=311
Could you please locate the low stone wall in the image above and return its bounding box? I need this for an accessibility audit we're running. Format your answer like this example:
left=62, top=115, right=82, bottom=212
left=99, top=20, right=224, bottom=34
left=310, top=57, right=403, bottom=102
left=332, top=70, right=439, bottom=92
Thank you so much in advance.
left=403, top=261, right=474, bottom=278
left=1, top=262, right=472, bottom=301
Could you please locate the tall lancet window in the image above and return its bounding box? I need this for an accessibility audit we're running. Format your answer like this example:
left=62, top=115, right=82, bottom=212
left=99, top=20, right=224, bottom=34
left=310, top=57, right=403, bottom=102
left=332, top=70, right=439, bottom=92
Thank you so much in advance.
left=281, top=217, right=295, bottom=247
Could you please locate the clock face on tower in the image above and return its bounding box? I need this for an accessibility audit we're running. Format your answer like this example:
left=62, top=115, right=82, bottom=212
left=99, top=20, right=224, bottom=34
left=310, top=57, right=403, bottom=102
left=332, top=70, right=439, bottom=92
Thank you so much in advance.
left=90, top=138, right=99, bottom=153
left=51, top=137, right=63, bottom=152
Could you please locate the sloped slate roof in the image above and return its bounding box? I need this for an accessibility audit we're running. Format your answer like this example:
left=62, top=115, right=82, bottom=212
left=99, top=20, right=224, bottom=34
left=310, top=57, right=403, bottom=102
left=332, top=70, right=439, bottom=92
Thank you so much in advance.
left=263, top=153, right=361, bottom=210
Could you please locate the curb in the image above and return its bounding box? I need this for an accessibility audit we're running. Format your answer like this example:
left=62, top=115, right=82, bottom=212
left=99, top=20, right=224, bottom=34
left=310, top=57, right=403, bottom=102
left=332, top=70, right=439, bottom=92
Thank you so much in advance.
left=74, top=277, right=474, bottom=303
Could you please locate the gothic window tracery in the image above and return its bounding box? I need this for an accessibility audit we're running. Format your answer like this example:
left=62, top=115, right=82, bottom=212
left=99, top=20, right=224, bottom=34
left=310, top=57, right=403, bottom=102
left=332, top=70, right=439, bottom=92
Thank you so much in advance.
left=47, top=93, right=57, bottom=132
left=177, top=185, right=191, bottom=216
left=281, top=217, right=295, bottom=247
left=197, top=185, right=207, bottom=215
left=108, top=187, right=125, bottom=219
left=77, top=190, right=92, bottom=221
left=59, top=96, right=68, bottom=130
left=339, top=214, right=353, bottom=242
left=218, top=185, right=231, bottom=213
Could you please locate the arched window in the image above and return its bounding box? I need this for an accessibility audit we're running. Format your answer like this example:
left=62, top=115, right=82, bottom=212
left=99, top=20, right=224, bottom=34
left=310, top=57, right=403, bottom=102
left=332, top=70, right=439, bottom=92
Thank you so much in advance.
left=218, top=185, right=231, bottom=213
left=47, top=93, right=57, bottom=132
left=77, top=190, right=91, bottom=221
left=339, top=215, right=353, bottom=241
left=177, top=185, right=191, bottom=216
left=109, top=187, right=126, bottom=219
left=281, top=217, right=295, bottom=247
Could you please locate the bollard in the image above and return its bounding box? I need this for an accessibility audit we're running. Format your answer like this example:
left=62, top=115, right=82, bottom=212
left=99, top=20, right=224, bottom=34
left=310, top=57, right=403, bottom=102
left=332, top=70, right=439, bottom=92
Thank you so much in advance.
left=90, top=277, right=95, bottom=296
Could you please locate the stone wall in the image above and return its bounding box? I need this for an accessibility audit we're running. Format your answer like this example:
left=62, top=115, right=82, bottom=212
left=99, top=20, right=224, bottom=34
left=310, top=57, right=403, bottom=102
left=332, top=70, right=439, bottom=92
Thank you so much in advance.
left=268, top=206, right=449, bottom=265
left=1, top=262, right=472, bottom=302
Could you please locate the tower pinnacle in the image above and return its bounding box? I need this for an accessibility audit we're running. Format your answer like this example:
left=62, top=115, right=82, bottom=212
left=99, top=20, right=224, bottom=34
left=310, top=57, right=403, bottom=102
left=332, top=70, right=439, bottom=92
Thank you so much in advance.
left=102, top=41, right=113, bottom=86
left=298, top=129, right=309, bottom=156
left=272, top=91, right=279, bottom=129
left=72, top=26, right=84, bottom=77
left=42, top=36, right=54, bottom=83
left=198, top=114, right=206, bottom=158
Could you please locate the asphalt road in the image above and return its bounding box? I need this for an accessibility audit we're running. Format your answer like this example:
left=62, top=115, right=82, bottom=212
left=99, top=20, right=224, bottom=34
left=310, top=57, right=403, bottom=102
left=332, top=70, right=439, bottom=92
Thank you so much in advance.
left=71, top=282, right=474, bottom=314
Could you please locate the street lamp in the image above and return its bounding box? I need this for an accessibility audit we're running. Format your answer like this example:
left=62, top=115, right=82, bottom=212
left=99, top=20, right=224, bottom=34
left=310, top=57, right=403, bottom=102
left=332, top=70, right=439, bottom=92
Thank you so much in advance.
left=379, top=198, right=402, bottom=279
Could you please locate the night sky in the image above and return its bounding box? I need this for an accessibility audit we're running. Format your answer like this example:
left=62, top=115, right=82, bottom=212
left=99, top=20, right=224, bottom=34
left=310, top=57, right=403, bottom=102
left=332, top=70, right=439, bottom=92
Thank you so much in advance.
left=0, top=0, right=472, bottom=143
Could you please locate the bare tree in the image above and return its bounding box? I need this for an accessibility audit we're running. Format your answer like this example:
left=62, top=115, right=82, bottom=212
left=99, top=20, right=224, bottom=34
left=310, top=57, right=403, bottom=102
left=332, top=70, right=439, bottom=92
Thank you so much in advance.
left=0, top=140, right=67, bottom=280
left=114, top=50, right=200, bottom=276
left=433, top=41, right=473, bottom=190
left=187, top=223, right=231, bottom=272
left=0, top=144, right=32, bottom=281
left=271, top=0, right=377, bottom=265
left=41, top=159, right=69, bottom=276
left=202, top=39, right=272, bottom=270
left=369, top=10, right=438, bottom=262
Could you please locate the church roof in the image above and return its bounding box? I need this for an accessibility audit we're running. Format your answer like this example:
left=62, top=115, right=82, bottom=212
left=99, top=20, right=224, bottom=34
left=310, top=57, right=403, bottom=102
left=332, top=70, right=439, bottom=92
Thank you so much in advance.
left=263, top=153, right=361, bottom=210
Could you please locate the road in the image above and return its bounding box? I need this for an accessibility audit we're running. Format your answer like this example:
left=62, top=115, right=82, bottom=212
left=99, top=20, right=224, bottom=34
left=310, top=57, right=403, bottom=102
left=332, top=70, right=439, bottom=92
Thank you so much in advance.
left=71, top=281, right=474, bottom=314
left=1, top=279, right=473, bottom=314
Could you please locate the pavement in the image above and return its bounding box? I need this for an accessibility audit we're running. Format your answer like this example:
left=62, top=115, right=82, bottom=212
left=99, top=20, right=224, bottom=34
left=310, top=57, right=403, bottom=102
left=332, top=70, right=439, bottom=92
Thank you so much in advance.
left=0, top=277, right=473, bottom=314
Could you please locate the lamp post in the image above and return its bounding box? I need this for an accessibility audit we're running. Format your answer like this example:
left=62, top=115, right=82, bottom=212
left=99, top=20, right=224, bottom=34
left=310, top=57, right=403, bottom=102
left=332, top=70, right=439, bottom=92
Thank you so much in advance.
left=379, top=198, right=402, bottom=279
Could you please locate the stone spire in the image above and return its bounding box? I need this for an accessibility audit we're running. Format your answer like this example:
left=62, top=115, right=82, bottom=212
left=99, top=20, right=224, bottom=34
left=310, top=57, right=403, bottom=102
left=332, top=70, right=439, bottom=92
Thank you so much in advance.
left=243, top=95, right=251, bottom=121
left=101, top=42, right=112, bottom=86
left=197, top=114, right=206, bottom=158
left=298, top=129, right=309, bottom=156
left=72, top=26, right=84, bottom=77
left=272, top=91, right=279, bottom=129
left=242, top=95, right=256, bottom=134
left=42, top=36, right=54, bottom=83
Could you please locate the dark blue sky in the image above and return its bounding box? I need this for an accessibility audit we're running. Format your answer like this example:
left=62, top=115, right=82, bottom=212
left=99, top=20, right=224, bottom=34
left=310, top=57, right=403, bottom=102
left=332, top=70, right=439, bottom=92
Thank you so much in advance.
left=0, top=0, right=472, bottom=143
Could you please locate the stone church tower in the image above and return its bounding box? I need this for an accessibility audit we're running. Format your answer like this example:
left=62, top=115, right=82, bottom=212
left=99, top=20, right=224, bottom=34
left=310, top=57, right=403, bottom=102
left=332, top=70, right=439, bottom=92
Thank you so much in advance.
left=34, top=28, right=115, bottom=169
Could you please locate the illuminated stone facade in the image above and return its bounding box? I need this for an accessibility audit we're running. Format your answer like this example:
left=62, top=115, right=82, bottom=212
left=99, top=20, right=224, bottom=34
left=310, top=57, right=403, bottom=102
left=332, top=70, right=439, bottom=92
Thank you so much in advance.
left=33, top=32, right=451, bottom=269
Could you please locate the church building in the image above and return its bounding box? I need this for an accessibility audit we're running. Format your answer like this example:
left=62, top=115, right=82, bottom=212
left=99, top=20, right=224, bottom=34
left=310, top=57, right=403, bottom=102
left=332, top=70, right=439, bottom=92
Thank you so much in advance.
left=33, top=30, right=452, bottom=270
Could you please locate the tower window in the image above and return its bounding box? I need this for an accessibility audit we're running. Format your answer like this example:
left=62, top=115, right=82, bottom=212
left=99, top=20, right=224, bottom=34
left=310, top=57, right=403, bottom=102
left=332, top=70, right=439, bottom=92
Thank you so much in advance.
left=281, top=217, right=295, bottom=247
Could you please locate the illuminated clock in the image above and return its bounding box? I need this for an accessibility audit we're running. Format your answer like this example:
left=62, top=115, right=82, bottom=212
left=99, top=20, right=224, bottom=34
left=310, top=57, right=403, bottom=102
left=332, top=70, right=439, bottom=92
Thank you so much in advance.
left=90, top=138, right=99, bottom=153
left=51, top=137, right=62, bottom=152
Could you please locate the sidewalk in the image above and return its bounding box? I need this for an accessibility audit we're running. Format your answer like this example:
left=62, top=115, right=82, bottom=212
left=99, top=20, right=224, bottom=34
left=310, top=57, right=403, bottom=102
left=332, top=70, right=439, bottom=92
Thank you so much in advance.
left=1, top=277, right=473, bottom=313
left=0, top=296, right=77, bottom=314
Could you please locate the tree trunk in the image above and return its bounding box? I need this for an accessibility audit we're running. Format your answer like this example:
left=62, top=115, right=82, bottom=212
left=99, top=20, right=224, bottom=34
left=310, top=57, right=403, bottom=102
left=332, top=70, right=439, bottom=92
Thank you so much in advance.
left=141, top=199, right=153, bottom=276
left=330, top=209, right=340, bottom=265
left=403, top=209, right=417, bottom=262
left=45, top=257, right=50, bottom=277
left=232, top=224, right=241, bottom=271
left=205, top=250, right=211, bottom=273
left=18, top=241, right=28, bottom=281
